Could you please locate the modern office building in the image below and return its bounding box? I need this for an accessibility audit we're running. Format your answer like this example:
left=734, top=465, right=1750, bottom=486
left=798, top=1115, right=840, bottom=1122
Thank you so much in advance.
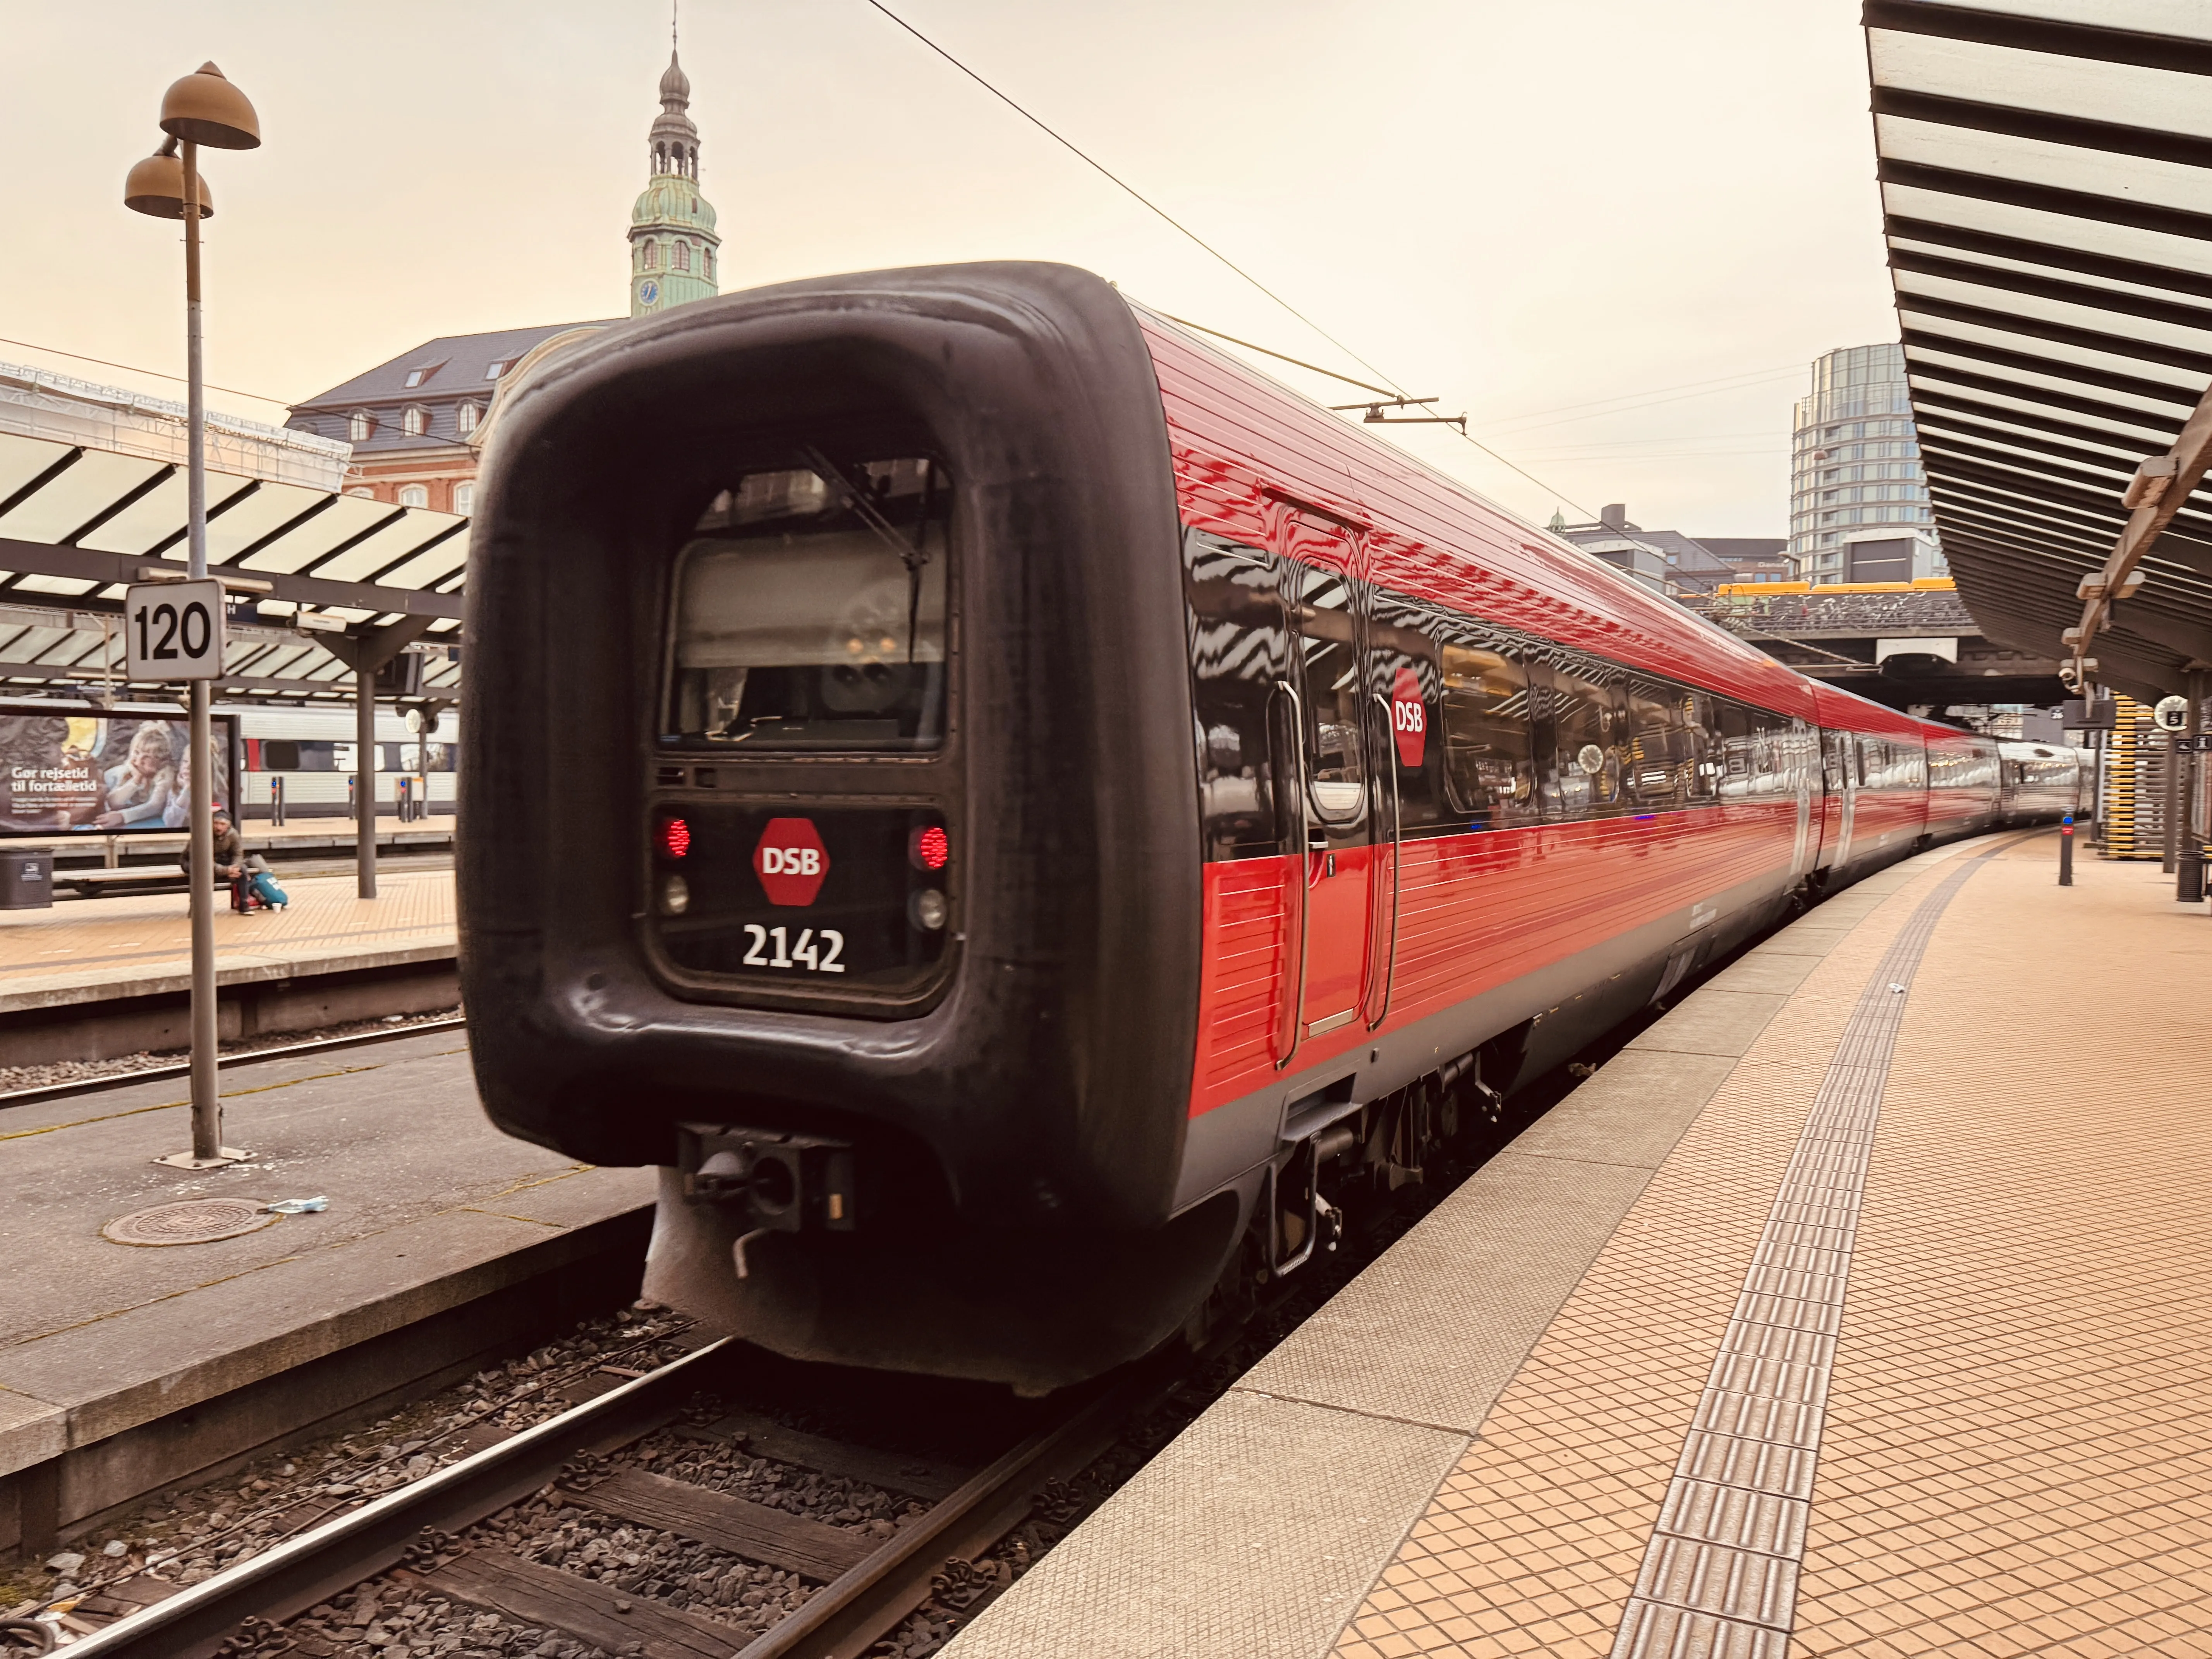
left=1788, top=343, right=1944, bottom=585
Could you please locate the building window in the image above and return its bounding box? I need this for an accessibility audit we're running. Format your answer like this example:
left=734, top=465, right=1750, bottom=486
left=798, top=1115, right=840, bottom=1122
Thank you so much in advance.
left=485, top=359, right=515, bottom=382
left=402, top=405, right=429, bottom=437
left=642, top=240, right=658, bottom=270
left=348, top=410, right=375, bottom=442
left=345, top=486, right=376, bottom=498
left=453, top=482, right=476, bottom=516
left=704, top=245, right=715, bottom=278
left=455, top=401, right=480, bottom=437
left=399, top=484, right=429, bottom=508
left=674, top=240, right=692, bottom=273
left=402, top=362, right=444, bottom=388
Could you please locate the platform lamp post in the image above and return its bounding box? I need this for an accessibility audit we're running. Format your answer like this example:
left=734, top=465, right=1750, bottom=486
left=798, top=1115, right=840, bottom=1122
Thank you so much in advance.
left=124, top=63, right=260, bottom=1170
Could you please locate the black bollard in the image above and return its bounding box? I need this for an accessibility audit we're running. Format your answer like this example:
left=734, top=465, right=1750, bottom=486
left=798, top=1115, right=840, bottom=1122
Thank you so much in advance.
left=2059, top=814, right=2074, bottom=886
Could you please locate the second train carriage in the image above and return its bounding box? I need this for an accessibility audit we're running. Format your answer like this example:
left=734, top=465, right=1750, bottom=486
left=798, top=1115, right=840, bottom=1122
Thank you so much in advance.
left=460, top=262, right=2080, bottom=1391
left=232, top=704, right=458, bottom=820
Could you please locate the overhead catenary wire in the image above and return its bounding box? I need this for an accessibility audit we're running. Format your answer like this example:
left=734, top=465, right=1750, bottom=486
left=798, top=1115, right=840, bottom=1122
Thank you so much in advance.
left=855, top=1, right=1742, bottom=528
left=858, top=0, right=1412, bottom=403
left=0, top=334, right=294, bottom=414
left=1480, top=366, right=1805, bottom=436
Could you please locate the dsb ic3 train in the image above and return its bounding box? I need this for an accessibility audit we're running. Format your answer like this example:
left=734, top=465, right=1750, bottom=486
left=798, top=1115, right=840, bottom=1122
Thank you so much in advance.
left=461, top=263, right=2083, bottom=1392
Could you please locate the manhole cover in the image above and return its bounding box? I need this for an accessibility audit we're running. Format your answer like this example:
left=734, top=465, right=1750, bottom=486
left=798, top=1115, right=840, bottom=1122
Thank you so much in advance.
left=102, top=1198, right=278, bottom=1247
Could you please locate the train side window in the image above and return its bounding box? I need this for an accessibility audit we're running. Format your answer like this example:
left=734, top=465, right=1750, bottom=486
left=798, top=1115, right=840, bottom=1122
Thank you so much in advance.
left=261, top=740, right=301, bottom=771
left=1717, top=700, right=1757, bottom=798
left=1748, top=709, right=1797, bottom=797
left=1293, top=563, right=1366, bottom=830
left=1626, top=681, right=1696, bottom=810
left=1545, top=662, right=1627, bottom=817
left=1183, top=529, right=1287, bottom=859
left=1437, top=642, right=1537, bottom=826
left=1367, top=607, right=1448, bottom=834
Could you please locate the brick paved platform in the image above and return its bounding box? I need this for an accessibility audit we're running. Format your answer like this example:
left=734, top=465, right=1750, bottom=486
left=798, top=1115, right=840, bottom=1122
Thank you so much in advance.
left=0, top=868, right=453, bottom=1014
left=950, top=831, right=2212, bottom=1659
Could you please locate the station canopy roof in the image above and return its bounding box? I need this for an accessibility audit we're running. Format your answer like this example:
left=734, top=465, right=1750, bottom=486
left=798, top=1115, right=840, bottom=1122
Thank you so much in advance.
left=1866, top=0, right=2212, bottom=701
left=0, top=430, right=462, bottom=702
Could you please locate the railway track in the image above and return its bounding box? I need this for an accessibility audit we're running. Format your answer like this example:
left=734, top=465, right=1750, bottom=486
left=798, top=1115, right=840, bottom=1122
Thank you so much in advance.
left=37, top=1326, right=1170, bottom=1659
left=0, top=1014, right=466, bottom=1112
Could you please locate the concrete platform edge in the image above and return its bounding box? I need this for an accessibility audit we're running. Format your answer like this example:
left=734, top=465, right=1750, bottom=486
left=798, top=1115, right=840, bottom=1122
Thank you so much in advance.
left=0, top=941, right=459, bottom=1015
left=0, top=1172, right=653, bottom=1479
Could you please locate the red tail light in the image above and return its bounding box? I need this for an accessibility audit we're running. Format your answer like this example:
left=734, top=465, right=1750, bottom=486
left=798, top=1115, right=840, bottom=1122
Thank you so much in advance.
left=659, top=816, right=692, bottom=859
left=910, top=824, right=950, bottom=871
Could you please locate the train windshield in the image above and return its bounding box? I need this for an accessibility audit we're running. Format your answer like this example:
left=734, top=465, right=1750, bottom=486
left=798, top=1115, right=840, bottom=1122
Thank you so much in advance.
left=666, top=458, right=950, bottom=752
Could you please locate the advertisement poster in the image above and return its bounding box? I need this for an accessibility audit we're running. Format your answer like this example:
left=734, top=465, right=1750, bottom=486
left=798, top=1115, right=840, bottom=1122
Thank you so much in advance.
left=0, top=706, right=237, bottom=836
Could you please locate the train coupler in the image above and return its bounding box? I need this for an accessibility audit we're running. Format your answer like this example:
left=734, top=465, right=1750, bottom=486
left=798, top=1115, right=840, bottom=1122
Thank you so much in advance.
left=676, top=1123, right=858, bottom=1233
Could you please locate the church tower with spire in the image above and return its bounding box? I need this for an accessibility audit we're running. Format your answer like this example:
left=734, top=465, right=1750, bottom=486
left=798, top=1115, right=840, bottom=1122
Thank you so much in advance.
left=628, top=36, right=721, bottom=317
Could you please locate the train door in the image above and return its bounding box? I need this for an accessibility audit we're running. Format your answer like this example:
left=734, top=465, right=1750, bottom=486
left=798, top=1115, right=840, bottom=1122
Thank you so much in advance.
left=1285, top=520, right=1374, bottom=1044
left=1791, top=720, right=1816, bottom=878
left=1818, top=728, right=1855, bottom=872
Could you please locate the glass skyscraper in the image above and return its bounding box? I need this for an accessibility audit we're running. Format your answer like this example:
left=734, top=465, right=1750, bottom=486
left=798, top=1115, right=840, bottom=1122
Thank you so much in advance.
left=1788, top=344, right=1939, bottom=584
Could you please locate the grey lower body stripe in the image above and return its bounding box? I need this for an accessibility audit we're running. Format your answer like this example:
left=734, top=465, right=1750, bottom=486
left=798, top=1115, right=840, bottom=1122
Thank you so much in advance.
left=1609, top=850, right=1995, bottom=1659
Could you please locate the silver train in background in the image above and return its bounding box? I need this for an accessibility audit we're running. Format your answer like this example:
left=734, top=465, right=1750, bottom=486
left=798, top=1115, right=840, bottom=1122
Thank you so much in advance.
left=1996, top=740, right=2093, bottom=826
left=230, top=704, right=458, bottom=821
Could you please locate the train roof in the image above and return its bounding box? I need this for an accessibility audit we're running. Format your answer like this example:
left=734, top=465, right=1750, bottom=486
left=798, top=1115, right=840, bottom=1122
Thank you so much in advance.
left=1127, top=294, right=1903, bottom=731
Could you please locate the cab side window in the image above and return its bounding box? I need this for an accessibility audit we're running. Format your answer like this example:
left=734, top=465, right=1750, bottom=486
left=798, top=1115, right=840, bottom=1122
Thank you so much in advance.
left=1183, top=529, right=1288, bottom=860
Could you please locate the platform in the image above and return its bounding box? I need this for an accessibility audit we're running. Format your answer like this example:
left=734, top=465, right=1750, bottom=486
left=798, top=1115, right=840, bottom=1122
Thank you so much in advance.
left=0, top=868, right=453, bottom=1008
left=950, top=831, right=2212, bottom=1659
left=0, top=868, right=457, bottom=1066
left=0, top=1026, right=653, bottom=1552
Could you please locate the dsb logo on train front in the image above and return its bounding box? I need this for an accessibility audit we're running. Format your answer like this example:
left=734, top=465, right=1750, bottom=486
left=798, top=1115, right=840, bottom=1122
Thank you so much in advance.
left=752, top=818, right=831, bottom=907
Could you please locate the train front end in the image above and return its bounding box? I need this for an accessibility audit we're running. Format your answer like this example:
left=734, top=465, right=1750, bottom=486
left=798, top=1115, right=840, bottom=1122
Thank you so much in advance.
left=459, top=264, right=1230, bottom=1391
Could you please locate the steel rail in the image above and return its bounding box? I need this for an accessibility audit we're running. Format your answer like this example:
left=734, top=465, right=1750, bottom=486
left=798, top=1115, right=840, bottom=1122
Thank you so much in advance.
left=0, top=1014, right=465, bottom=1112
left=60, top=1335, right=1168, bottom=1659
left=59, top=1339, right=734, bottom=1659
left=736, top=1367, right=1155, bottom=1659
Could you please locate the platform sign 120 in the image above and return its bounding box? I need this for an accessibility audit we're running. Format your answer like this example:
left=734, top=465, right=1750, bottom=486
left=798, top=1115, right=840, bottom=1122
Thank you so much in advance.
left=124, top=580, right=227, bottom=682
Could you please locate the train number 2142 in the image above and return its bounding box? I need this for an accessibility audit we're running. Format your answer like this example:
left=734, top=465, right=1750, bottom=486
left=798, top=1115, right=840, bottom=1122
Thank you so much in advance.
left=742, top=924, right=846, bottom=973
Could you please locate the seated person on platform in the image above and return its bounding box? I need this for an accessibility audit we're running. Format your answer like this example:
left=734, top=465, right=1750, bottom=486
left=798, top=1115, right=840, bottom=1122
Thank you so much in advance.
left=178, top=808, right=285, bottom=911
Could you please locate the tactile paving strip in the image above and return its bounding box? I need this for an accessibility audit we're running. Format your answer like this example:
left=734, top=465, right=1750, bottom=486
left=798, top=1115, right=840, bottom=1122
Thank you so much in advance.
left=1607, top=852, right=1994, bottom=1658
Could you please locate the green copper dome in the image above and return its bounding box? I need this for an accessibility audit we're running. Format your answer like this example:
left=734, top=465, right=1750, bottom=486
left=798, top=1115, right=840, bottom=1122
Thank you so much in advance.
left=632, top=172, right=718, bottom=233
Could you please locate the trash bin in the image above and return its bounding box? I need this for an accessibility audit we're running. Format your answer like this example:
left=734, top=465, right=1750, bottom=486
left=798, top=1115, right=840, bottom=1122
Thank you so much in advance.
left=0, top=849, right=52, bottom=910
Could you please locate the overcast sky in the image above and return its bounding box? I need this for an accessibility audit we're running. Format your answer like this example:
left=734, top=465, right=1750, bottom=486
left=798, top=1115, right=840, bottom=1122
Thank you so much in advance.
left=3, top=0, right=1896, bottom=535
